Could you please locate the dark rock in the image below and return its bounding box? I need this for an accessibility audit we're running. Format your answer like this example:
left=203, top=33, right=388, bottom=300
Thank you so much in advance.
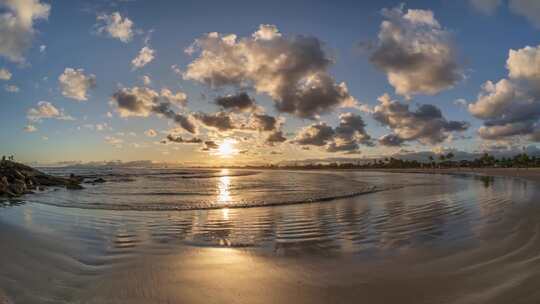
left=13, top=170, right=25, bottom=180
left=0, top=160, right=84, bottom=198
left=70, top=173, right=84, bottom=183
left=25, top=178, right=35, bottom=189
left=8, top=180, right=26, bottom=196
left=66, top=182, right=84, bottom=190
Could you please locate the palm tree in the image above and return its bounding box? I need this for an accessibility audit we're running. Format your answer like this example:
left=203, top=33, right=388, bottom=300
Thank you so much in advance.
left=438, top=154, right=446, bottom=168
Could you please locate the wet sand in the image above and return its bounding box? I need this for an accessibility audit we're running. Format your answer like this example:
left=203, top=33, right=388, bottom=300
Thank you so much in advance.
left=4, top=209, right=540, bottom=304
left=371, top=167, right=540, bottom=182
left=1, top=171, right=540, bottom=303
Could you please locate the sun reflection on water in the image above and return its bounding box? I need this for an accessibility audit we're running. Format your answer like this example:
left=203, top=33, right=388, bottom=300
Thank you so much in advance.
left=217, top=169, right=231, bottom=205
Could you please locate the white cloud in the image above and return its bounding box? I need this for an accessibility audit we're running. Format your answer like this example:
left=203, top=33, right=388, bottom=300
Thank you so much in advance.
left=184, top=24, right=357, bottom=119
left=95, top=12, right=134, bottom=43
left=468, top=79, right=524, bottom=119
left=506, top=45, right=540, bottom=83
left=58, top=68, right=96, bottom=101
left=144, top=129, right=157, bottom=137
left=293, top=113, right=373, bottom=153
left=24, top=124, right=36, bottom=132
left=369, top=6, right=463, bottom=98
left=5, top=84, right=19, bottom=92
left=0, top=0, right=50, bottom=62
left=373, top=93, right=469, bottom=145
left=141, top=75, right=151, bottom=85
left=111, top=86, right=196, bottom=133
left=85, top=123, right=109, bottom=131
left=111, top=86, right=158, bottom=117
left=171, top=64, right=182, bottom=76
left=469, top=0, right=502, bottom=15
left=27, top=101, right=74, bottom=122
left=0, top=68, right=12, bottom=80
left=160, top=88, right=187, bottom=108
left=39, top=44, right=45, bottom=52
left=252, top=24, right=282, bottom=40
left=469, top=45, right=540, bottom=141
left=104, top=136, right=123, bottom=147
left=131, top=46, right=155, bottom=69
left=453, top=98, right=468, bottom=108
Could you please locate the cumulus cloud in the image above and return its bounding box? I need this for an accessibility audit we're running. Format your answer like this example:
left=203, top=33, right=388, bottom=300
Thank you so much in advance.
left=160, top=88, right=187, bottom=108
left=0, top=0, right=50, bottom=62
left=192, top=111, right=236, bottom=132
left=373, top=94, right=469, bottom=145
left=96, top=12, right=133, bottom=43
left=369, top=5, right=463, bottom=97
left=266, top=130, right=287, bottom=144
left=131, top=46, right=155, bottom=69
left=0, top=68, right=12, bottom=80
left=247, top=113, right=279, bottom=131
left=294, top=113, right=372, bottom=152
left=184, top=24, right=357, bottom=118
left=5, top=84, right=19, bottom=93
left=215, top=92, right=257, bottom=112
left=112, top=87, right=157, bottom=117
left=27, top=101, right=74, bottom=122
left=378, top=133, right=404, bottom=146
left=506, top=45, right=540, bottom=84
left=192, top=110, right=282, bottom=135
left=58, top=68, right=96, bottom=101
left=469, top=45, right=540, bottom=141
left=328, top=112, right=373, bottom=151
left=469, top=0, right=502, bottom=15
left=509, top=0, right=540, bottom=29
left=295, top=123, right=337, bottom=146
left=111, top=86, right=196, bottom=133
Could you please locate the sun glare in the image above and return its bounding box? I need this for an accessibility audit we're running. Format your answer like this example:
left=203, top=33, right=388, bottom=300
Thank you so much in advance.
left=217, top=139, right=237, bottom=157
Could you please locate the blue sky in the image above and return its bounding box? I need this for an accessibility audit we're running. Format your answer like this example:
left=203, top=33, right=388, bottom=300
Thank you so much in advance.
left=1, top=0, right=540, bottom=164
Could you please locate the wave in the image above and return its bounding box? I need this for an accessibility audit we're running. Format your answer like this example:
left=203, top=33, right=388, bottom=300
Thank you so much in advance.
left=24, top=186, right=380, bottom=212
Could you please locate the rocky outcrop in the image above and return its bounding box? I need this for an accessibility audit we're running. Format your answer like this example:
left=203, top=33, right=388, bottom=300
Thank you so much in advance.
left=0, top=160, right=84, bottom=198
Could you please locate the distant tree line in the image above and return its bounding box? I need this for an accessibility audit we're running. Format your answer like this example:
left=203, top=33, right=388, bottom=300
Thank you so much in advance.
left=224, top=152, right=540, bottom=170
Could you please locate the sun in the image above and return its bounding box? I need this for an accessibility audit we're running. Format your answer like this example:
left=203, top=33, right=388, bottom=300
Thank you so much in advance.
left=217, top=139, right=237, bottom=157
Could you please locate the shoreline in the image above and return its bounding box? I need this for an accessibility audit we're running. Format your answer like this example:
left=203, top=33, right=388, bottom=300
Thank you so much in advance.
left=359, top=167, right=540, bottom=183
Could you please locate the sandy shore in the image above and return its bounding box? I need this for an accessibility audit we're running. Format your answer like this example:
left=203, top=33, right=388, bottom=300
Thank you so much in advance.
left=2, top=170, right=540, bottom=303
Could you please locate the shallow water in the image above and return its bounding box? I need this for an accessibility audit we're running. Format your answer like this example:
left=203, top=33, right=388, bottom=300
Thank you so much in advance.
left=1, top=170, right=539, bottom=303
left=28, top=168, right=377, bottom=210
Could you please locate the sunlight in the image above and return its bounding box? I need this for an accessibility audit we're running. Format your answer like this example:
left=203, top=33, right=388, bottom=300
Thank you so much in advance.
left=217, top=139, right=238, bottom=157
left=217, top=169, right=231, bottom=204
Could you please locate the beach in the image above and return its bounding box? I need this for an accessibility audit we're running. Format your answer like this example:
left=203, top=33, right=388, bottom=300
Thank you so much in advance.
left=1, top=169, right=540, bottom=303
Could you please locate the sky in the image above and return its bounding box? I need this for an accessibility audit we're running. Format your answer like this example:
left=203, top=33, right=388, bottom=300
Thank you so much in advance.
left=1, top=0, right=540, bottom=165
